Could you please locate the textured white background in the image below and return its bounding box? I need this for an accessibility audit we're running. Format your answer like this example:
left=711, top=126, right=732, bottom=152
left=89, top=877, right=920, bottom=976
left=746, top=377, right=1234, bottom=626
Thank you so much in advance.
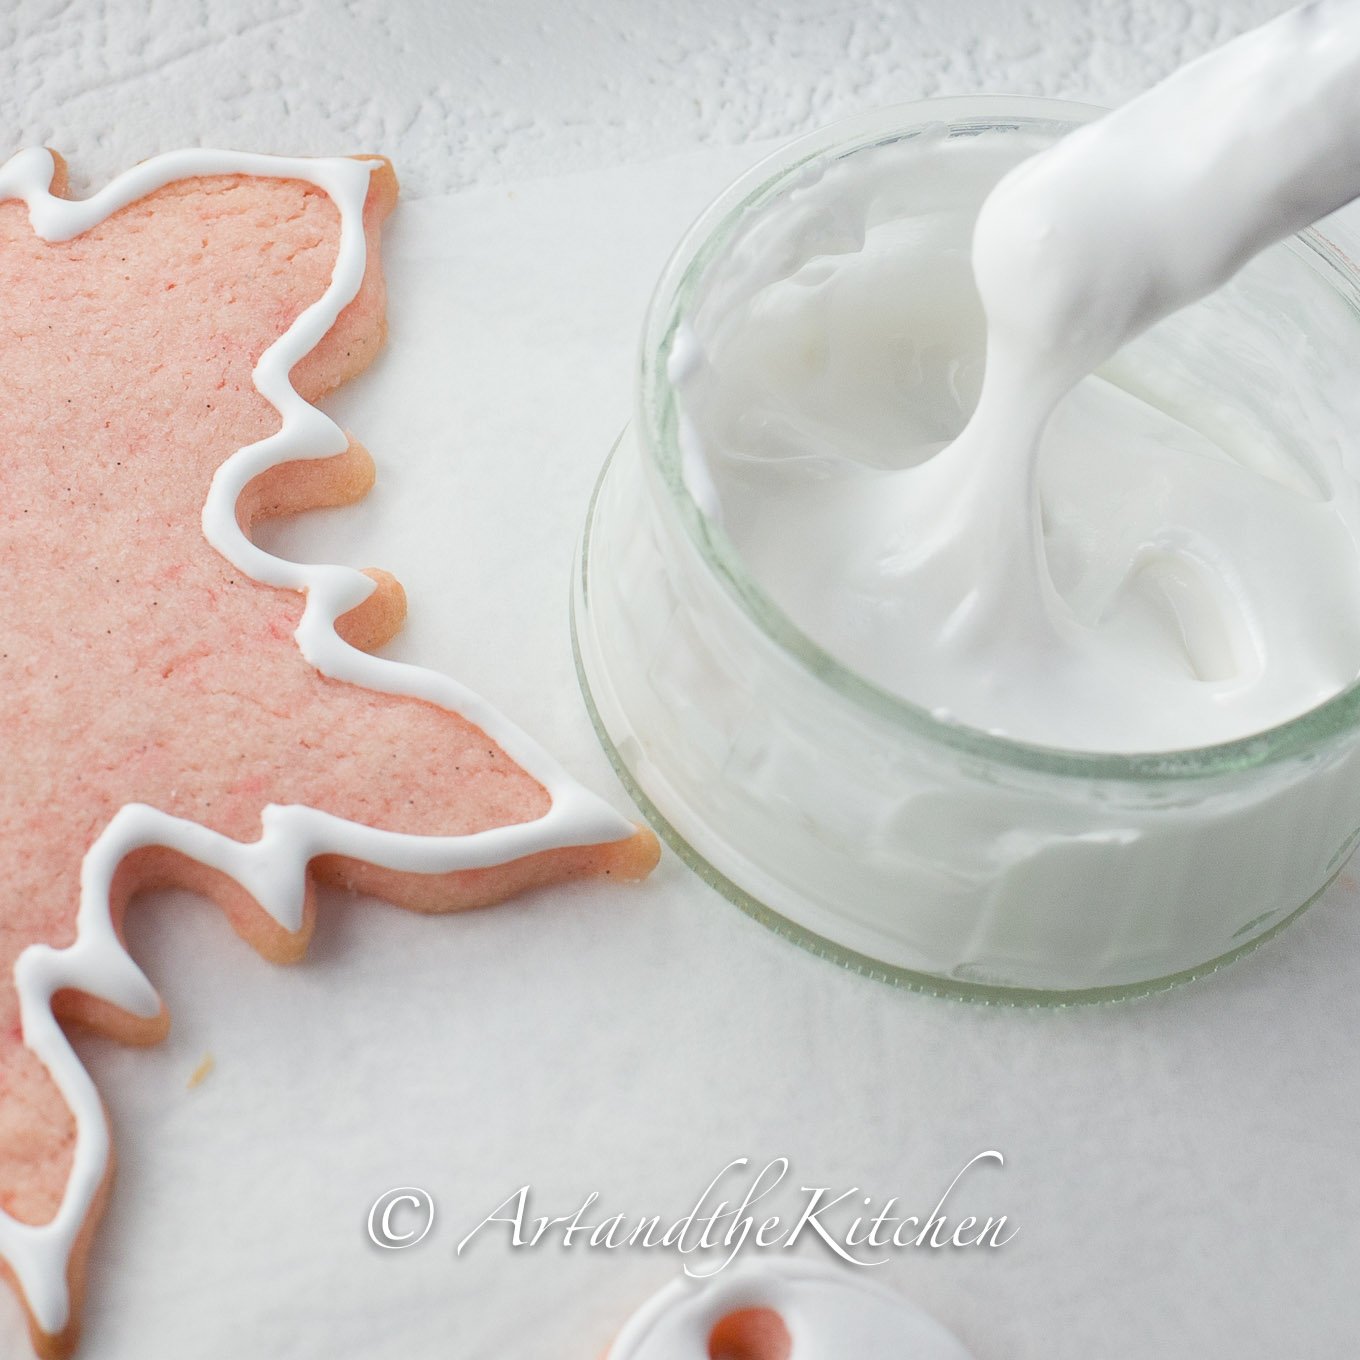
left=2, top=0, right=1286, bottom=198
left=6, top=3, right=1358, bottom=1360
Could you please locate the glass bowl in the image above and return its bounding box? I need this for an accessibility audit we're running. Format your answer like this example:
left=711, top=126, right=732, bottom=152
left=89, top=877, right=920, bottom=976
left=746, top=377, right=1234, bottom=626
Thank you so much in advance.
left=572, top=96, right=1360, bottom=1004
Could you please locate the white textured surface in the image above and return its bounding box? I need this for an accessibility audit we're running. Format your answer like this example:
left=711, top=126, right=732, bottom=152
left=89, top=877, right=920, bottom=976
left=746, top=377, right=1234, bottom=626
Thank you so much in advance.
left=2, top=0, right=1286, bottom=198
left=6, top=3, right=1359, bottom=1360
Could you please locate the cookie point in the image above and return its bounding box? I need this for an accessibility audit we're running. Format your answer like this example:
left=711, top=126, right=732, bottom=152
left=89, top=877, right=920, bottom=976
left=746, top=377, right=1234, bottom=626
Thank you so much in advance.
left=354, top=155, right=399, bottom=214
left=624, top=824, right=662, bottom=879
left=41, top=149, right=69, bottom=198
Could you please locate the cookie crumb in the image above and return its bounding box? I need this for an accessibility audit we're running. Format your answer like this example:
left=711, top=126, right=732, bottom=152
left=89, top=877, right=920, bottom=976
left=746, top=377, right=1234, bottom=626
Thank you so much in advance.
left=187, top=1053, right=216, bottom=1090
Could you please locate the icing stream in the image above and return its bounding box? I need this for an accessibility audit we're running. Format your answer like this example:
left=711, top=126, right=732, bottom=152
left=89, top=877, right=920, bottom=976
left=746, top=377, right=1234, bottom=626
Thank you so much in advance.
left=676, top=1, right=1360, bottom=752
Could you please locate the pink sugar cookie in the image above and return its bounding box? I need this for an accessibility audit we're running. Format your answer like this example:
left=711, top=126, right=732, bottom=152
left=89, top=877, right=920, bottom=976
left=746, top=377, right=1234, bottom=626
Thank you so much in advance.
left=0, top=147, right=658, bottom=1358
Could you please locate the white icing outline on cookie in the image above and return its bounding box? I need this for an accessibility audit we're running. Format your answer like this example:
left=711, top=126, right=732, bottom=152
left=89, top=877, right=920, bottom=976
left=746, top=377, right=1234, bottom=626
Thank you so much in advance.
left=0, top=147, right=636, bottom=1339
left=606, top=1259, right=975, bottom=1359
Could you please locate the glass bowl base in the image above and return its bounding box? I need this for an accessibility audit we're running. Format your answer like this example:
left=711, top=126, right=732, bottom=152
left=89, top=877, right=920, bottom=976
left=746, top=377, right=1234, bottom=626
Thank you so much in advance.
left=571, top=444, right=1330, bottom=1008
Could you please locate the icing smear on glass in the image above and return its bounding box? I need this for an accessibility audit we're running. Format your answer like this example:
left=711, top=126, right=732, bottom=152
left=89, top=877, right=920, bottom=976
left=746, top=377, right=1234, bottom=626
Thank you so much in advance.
left=675, top=0, right=1360, bottom=752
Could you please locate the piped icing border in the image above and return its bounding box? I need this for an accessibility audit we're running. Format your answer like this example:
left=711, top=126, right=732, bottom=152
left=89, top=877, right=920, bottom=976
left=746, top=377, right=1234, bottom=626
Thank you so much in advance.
left=605, top=1259, right=974, bottom=1359
left=0, top=147, right=635, bottom=1339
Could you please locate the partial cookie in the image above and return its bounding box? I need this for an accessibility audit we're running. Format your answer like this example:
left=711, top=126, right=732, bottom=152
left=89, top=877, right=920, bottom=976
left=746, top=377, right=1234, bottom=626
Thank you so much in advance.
left=604, top=1261, right=974, bottom=1359
left=0, top=147, right=657, bottom=1358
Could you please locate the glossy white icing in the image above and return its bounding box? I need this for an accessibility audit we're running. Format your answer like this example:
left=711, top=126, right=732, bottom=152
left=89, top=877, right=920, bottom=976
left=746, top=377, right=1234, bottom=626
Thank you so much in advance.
left=0, top=146, right=635, bottom=1339
left=677, top=0, right=1360, bottom=752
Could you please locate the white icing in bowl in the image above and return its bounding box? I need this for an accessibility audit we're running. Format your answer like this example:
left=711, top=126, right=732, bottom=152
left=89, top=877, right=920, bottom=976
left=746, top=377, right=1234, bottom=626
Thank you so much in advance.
left=573, top=95, right=1360, bottom=1001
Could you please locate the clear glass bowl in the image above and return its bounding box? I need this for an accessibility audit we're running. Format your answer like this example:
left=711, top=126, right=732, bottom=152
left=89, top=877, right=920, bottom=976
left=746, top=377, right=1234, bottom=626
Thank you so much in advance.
left=572, top=95, right=1360, bottom=1004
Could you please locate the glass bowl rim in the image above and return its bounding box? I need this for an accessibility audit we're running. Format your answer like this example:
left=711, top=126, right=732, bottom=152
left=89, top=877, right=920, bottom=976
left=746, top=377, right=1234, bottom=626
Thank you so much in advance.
left=637, top=92, right=1360, bottom=783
